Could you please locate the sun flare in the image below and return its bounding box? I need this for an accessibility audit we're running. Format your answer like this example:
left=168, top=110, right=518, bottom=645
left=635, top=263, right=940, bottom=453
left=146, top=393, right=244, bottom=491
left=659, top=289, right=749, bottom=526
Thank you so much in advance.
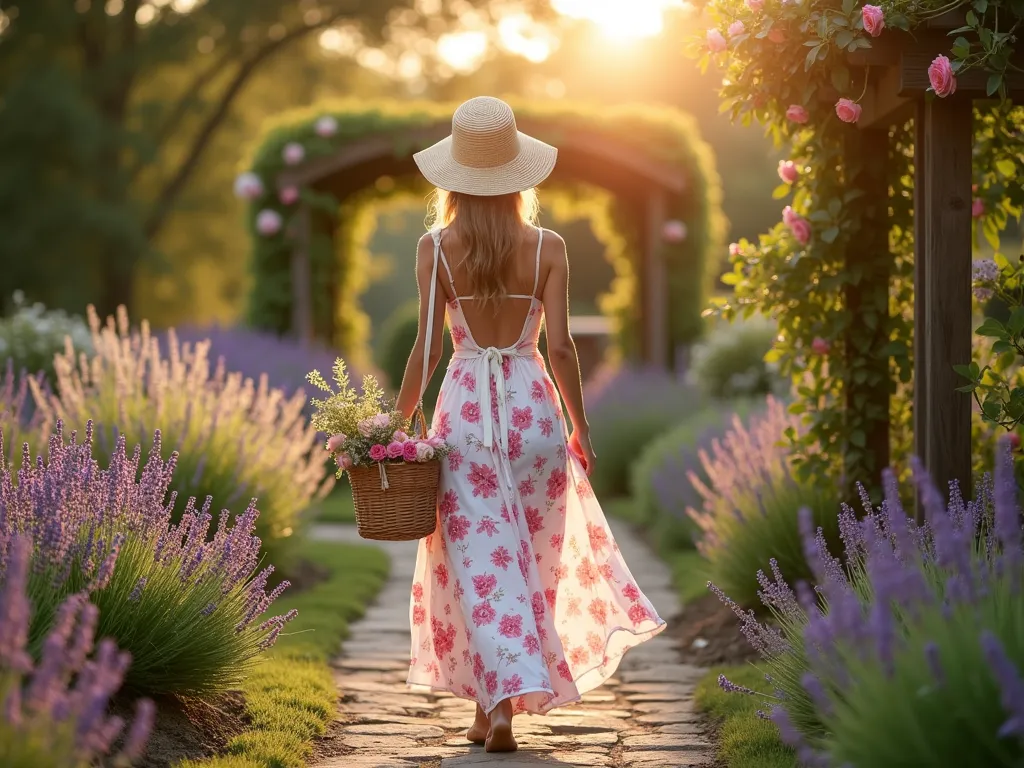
left=552, top=0, right=683, bottom=41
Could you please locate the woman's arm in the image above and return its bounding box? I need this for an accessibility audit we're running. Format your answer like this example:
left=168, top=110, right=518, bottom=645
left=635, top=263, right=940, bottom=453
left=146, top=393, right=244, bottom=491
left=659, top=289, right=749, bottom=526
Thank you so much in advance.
left=540, top=232, right=594, bottom=470
left=395, top=234, right=448, bottom=420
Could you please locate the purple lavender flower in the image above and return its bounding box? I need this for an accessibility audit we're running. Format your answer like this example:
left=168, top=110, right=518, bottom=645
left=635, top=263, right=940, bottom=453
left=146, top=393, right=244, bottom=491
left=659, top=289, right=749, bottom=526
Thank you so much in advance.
left=718, top=673, right=758, bottom=695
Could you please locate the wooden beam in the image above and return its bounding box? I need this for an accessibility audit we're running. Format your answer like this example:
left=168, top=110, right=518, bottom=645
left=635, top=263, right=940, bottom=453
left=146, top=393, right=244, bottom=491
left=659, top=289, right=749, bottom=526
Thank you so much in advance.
left=901, top=50, right=1024, bottom=95
left=921, top=95, right=973, bottom=499
left=291, top=203, right=315, bottom=343
left=857, top=63, right=913, bottom=130
left=644, top=189, right=670, bottom=369
left=912, top=99, right=929, bottom=516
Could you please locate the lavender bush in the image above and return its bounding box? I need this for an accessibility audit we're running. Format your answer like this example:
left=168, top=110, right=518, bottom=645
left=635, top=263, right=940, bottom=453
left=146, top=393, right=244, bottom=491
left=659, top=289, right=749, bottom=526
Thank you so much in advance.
left=584, top=363, right=703, bottom=498
left=0, top=537, right=154, bottom=767
left=0, top=364, right=43, bottom=467
left=715, top=442, right=1024, bottom=767
left=31, top=307, right=333, bottom=564
left=688, top=397, right=840, bottom=607
left=0, top=421, right=296, bottom=697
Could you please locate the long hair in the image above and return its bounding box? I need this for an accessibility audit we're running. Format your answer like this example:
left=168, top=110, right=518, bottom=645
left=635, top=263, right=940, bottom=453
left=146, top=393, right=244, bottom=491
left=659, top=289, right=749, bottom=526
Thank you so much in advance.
left=427, top=188, right=540, bottom=309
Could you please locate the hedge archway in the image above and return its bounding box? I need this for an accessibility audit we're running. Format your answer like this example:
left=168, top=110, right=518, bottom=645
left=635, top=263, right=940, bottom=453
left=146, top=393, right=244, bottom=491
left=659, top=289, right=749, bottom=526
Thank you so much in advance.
left=236, top=100, right=725, bottom=369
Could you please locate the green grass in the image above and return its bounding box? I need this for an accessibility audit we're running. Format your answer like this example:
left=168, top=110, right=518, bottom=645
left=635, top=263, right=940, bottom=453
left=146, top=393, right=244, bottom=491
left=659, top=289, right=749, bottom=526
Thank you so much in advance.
left=695, top=665, right=797, bottom=768
left=180, top=539, right=389, bottom=768
left=309, top=485, right=357, bottom=524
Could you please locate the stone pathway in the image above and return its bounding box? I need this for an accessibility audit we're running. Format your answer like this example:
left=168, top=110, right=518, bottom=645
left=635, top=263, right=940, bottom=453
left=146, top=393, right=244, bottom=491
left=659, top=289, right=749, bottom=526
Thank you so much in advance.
left=310, top=521, right=715, bottom=768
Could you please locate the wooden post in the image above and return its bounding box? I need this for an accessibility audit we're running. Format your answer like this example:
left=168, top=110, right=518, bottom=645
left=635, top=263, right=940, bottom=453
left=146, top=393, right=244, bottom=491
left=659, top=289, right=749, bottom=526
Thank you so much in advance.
left=645, top=189, right=669, bottom=369
left=912, top=100, right=929, bottom=514
left=291, top=203, right=315, bottom=343
left=844, top=127, right=892, bottom=495
left=920, top=95, right=973, bottom=499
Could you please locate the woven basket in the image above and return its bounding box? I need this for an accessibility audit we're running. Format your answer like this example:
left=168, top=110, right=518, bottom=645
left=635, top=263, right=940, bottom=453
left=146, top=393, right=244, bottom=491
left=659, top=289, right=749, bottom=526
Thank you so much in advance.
left=347, top=408, right=439, bottom=542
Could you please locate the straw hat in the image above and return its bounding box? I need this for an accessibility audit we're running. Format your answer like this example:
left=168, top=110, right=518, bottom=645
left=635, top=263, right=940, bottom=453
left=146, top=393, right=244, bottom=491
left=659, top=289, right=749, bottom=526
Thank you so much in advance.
left=413, top=97, right=557, bottom=196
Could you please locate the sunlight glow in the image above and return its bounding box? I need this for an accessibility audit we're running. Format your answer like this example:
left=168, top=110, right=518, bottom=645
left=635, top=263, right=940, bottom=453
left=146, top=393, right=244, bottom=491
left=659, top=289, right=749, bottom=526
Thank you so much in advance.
left=552, top=0, right=683, bottom=40
left=436, top=30, right=489, bottom=73
left=497, top=13, right=555, bottom=63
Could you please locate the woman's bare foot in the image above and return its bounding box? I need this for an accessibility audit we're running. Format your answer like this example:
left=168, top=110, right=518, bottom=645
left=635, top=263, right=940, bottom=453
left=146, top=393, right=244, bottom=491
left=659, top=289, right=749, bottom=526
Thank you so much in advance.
left=485, top=699, right=518, bottom=753
left=466, top=704, right=489, bottom=744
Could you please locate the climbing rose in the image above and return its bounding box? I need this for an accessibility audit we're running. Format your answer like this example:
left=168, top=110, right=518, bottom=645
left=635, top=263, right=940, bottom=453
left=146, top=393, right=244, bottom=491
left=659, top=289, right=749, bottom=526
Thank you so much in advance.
left=747, top=0, right=764, bottom=9
left=706, top=29, right=727, bottom=52
left=1010, top=433, right=1022, bottom=451
left=729, top=243, right=742, bottom=257
left=255, top=209, right=283, bottom=236
left=928, top=55, right=957, bottom=97
left=786, top=104, right=809, bottom=124
left=835, top=98, right=862, bottom=124
left=862, top=5, right=885, bottom=36
left=662, top=220, right=687, bottom=243
left=783, top=207, right=811, bottom=244
left=282, top=141, right=305, bottom=165
left=972, top=199, right=985, bottom=218
left=278, top=185, right=300, bottom=205
left=811, top=337, right=830, bottom=355
left=778, top=160, right=799, bottom=184
left=728, top=20, right=745, bottom=36
left=233, top=172, right=264, bottom=200
left=782, top=206, right=799, bottom=226
left=314, top=115, right=338, bottom=137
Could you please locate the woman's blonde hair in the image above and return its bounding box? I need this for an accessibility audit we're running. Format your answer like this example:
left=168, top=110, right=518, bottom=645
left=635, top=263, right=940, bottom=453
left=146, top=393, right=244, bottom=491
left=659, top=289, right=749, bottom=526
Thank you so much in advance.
left=427, top=188, right=540, bottom=308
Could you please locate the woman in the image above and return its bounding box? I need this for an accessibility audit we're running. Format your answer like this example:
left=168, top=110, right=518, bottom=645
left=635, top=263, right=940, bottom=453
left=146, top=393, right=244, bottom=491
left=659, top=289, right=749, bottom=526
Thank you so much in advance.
left=395, top=96, right=666, bottom=754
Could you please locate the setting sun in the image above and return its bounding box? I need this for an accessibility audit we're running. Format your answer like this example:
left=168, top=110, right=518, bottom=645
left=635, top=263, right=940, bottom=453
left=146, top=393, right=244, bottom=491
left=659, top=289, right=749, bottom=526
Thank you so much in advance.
left=552, top=0, right=684, bottom=41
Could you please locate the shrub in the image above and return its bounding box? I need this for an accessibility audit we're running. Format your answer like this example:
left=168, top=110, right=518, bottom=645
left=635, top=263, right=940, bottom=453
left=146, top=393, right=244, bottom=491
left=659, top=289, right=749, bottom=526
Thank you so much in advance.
left=713, top=443, right=1024, bottom=768
left=687, top=314, right=784, bottom=400
left=31, top=307, right=332, bottom=565
left=584, top=363, right=702, bottom=498
left=376, top=300, right=452, bottom=414
left=1, top=421, right=296, bottom=697
left=0, top=537, right=155, bottom=768
left=688, top=397, right=840, bottom=608
left=0, top=292, right=92, bottom=384
left=631, top=399, right=762, bottom=551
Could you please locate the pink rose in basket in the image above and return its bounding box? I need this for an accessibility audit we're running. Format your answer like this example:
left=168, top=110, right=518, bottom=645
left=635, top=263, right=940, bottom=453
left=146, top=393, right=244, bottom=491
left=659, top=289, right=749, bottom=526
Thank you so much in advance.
left=326, top=433, right=346, bottom=453
left=357, top=419, right=373, bottom=438
left=403, top=441, right=420, bottom=462
left=386, top=441, right=405, bottom=459
left=393, top=430, right=409, bottom=442
left=337, top=453, right=353, bottom=470
left=415, top=442, right=435, bottom=462
left=369, top=444, right=388, bottom=462
left=372, top=413, right=392, bottom=429
left=427, top=436, right=445, bottom=449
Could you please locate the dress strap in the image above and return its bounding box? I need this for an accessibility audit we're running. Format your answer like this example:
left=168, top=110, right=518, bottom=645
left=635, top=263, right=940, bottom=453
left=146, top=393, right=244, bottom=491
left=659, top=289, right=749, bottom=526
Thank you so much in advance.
left=433, top=228, right=457, bottom=293
left=531, top=227, right=543, bottom=298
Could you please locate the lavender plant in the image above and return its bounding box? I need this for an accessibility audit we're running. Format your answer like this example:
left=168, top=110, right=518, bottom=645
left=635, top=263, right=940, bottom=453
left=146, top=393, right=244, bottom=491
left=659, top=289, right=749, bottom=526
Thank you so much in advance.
left=0, top=363, right=43, bottom=467
left=688, top=397, right=840, bottom=607
left=0, top=536, right=154, bottom=767
left=0, top=421, right=296, bottom=697
left=584, top=363, right=703, bottom=498
left=30, top=307, right=332, bottom=564
left=714, top=442, right=1024, bottom=767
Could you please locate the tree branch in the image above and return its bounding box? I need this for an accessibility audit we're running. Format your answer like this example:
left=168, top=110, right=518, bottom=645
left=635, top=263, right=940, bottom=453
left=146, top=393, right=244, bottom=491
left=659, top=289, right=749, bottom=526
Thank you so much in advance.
left=143, top=10, right=350, bottom=240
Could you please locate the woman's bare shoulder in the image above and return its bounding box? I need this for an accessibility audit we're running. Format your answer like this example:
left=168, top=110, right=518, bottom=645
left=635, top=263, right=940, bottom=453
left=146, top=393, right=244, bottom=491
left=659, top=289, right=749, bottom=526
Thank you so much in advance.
left=537, top=228, right=567, bottom=262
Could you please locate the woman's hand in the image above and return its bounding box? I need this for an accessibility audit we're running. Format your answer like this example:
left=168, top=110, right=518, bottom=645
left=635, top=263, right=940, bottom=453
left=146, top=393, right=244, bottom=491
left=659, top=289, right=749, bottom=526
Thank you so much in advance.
left=568, top=429, right=595, bottom=476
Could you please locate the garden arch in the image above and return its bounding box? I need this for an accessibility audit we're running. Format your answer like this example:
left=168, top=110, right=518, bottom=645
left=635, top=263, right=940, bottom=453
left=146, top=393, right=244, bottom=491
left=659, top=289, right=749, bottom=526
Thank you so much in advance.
left=239, top=101, right=725, bottom=369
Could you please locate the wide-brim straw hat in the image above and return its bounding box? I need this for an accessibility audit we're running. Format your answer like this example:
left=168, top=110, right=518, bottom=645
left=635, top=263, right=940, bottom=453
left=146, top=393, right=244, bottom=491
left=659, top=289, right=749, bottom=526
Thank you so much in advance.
left=413, top=97, right=557, bottom=196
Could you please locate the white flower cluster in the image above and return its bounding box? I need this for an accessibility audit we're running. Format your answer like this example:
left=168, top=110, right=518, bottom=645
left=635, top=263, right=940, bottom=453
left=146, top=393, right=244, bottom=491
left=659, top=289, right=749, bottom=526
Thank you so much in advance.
left=0, top=294, right=92, bottom=377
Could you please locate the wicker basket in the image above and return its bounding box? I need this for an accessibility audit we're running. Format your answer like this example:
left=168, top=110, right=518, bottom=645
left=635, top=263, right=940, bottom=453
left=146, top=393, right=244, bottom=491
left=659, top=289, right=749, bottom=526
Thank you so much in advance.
left=347, top=408, right=439, bottom=542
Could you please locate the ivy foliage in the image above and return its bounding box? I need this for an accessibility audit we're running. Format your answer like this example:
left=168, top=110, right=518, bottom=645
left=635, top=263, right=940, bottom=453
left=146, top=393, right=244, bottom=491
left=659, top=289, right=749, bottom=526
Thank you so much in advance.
left=239, top=100, right=725, bottom=364
left=694, top=0, right=1023, bottom=489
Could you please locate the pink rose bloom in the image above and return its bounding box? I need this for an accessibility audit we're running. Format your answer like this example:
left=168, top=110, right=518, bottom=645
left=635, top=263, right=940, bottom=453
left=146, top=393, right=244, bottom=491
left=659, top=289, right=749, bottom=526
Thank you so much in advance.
left=862, top=5, right=884, bottom=36
left=357, top=419, right=373, bottom=438
left=728, top=20, right=745, bottom=36
left=928, top=55, right=957, bottom=97
left=778, top=160, right=799, bottom=184
left=415, top=442, right=435, bottom=462
left=386, top=441, right=405, bottom=459
left=835, top=98, right=862, bottom=124
left=662, top=219, right=687, bottom=243
left=255, top=210, right=282, bottom=236
left=782, top=205, right=799, bottom=225
left=393, top=430, right=409, bottom=442
left=371, top=413, right=391, bottom=429
left=747, top=0, right=764, bottom=10
left=811, top=337, right=830, bottom=355
left=427, top=436, right=445, bottom=449
left=326, top=433, right=346, bottom=453
left=403, top=441, right=420, bottom=462
left=729, top=242, right=741, bottom=257
left=278, top=186, right=299, bottom=205
left=338, top=453, right=353, bottom=470
left=786, top=104, right=809, bottom=124
left=789, top=216, right=812, bottom=245
left=369, top=444, right=387, bottom=462
left=282, top=142, right=305, bottom=166
left=768, top=28, right=786, bottom=43
left=972, top=199, right=985, bottom=218
left=706, top=29, right=727, bottom=52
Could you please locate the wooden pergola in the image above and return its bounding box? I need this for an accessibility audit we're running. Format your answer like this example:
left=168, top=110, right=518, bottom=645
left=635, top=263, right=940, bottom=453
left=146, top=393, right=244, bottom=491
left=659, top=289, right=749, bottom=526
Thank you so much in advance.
left=274, top=119, right=689, bottom=369
left=840, top=12, right=1024, bottom=497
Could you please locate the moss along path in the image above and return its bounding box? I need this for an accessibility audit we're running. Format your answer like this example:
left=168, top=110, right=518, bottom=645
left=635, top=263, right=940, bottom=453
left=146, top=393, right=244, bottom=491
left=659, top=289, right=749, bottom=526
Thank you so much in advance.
left=309, top=521, right=715, bottom=768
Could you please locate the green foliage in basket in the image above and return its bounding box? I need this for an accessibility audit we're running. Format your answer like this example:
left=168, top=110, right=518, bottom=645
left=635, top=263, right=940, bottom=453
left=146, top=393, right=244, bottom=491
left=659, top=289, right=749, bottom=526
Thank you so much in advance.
left=307, top=358, right=452, bottom=475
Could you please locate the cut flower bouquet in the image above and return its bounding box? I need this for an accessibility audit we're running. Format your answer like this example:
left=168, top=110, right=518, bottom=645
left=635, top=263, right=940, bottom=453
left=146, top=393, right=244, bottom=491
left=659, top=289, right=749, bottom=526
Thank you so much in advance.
left=307, top=359, right=451, bottom=475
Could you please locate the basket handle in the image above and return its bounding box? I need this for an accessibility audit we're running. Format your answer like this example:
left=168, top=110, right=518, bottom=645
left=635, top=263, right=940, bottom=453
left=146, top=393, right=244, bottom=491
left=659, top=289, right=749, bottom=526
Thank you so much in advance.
left=411, top=405, right=429, bottom=439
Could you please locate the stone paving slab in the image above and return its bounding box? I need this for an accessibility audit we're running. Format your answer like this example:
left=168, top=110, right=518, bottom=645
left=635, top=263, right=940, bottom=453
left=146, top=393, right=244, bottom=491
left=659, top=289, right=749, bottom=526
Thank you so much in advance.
left=310, top=521, right=715, bottom=768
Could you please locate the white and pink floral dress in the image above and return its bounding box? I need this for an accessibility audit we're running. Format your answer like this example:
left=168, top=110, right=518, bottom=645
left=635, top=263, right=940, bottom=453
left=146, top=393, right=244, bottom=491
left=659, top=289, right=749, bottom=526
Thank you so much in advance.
left=406, top=226, right=666, bottom=715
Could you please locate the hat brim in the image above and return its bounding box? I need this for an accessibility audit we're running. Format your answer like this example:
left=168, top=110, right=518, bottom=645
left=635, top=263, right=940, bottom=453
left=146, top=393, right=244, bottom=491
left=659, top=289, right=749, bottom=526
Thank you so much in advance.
left=413, top=132, right=557, bottom=196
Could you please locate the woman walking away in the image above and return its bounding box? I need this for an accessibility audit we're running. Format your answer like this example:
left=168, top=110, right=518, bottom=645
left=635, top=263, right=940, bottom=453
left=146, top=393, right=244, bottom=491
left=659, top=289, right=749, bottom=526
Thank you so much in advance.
left=394, top=96, right=666, bottom=754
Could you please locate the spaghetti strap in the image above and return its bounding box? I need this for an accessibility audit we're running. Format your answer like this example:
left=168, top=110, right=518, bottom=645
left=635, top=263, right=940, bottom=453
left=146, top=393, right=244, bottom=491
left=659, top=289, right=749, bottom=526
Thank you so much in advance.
left=532, top=226, right=543, bottom=298
left=432, top=228, right=457, bottom=293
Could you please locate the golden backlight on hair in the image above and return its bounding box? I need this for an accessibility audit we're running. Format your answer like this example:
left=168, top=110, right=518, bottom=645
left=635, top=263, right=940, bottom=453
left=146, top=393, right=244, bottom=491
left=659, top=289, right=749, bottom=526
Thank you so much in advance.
left=427, top=188, right=540, bottom=310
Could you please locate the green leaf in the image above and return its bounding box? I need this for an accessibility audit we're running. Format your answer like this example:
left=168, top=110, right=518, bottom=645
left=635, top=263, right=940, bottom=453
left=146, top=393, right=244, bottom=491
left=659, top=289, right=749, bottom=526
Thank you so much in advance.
left=977, top=318, right=1006, bottom=337
left=983, top=400, right=1003, bottom=421
left=773, top=184, right=792, bottom=199
left=986, top=72, right=1003, bottom=97
left=996, top=159, right=1016, bottom=177
left=805, top=45, right=821, bottom=72
left=721, top=272, right=741, bottom=285
left=1008, top=306, right=1024, bottom=335
left=842, top=0, right=856, bottom=15
left=974, top=0, right=988, bottom=12
left=953, top=363, right=976, bottom=378
left=821, top=226, right=840, bottom=243
left=965, top=10, right=978, bottom=26
left=956, top=383, right=978, bottom=393
left=850, top=430, right=866, bottom=448
left=835, top=29, right=855, bottom=49
left=993, top=340, right=1014, bottom=355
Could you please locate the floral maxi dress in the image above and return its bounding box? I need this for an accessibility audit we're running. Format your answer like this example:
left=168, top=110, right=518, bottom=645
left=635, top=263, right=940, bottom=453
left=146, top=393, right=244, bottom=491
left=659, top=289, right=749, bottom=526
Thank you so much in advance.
left=407, top=226, right=666, bottom=715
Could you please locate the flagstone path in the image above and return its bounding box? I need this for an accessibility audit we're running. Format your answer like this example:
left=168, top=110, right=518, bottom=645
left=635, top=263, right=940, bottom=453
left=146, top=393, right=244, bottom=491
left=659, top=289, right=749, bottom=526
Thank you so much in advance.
left=310, top=521, right=715, bottom=768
